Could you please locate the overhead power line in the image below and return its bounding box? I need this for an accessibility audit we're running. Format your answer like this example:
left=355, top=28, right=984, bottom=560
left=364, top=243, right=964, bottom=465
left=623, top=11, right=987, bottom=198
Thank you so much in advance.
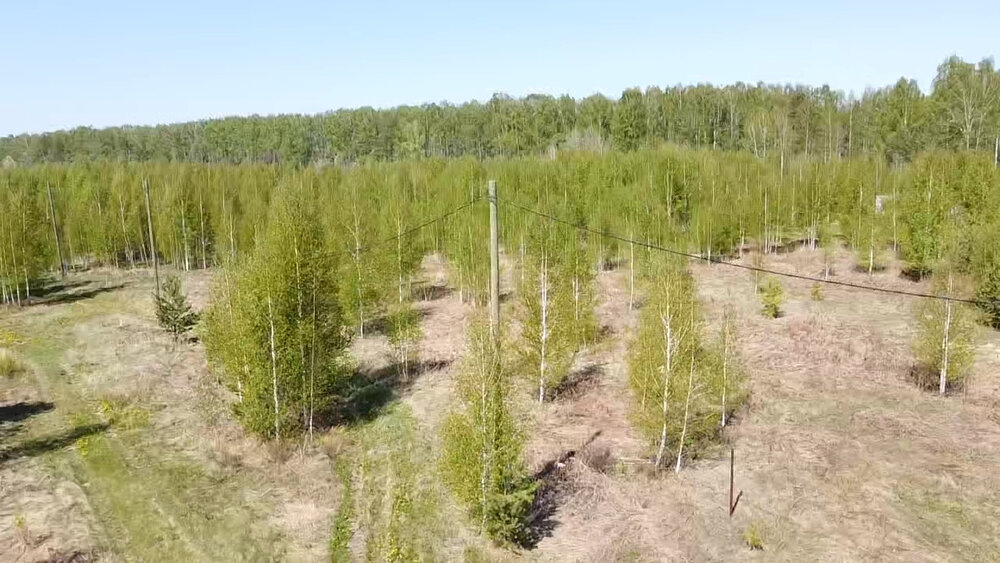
left=326, top=197, right=482, bottom=259
left=500, top=198, right=994, bottom=307
left=366, top=197, right=481, bottom=253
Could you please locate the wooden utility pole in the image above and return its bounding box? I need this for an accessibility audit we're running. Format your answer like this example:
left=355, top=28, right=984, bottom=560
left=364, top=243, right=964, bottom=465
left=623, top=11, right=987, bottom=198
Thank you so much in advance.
left=143, top=177, right=160, bottom=298
left=46, top=183, right=66, bottom=279
left=488, top=180, right=500, bottom=342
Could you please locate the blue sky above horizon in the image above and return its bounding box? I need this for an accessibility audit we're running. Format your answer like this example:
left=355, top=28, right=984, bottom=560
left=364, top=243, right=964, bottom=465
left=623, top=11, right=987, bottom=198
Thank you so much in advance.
left=1, top=0, right=997, bottom=137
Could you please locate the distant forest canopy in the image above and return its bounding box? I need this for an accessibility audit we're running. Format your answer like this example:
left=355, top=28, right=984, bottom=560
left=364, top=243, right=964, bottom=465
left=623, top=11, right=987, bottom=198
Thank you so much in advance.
left=2, top=55, right=998, bottom=167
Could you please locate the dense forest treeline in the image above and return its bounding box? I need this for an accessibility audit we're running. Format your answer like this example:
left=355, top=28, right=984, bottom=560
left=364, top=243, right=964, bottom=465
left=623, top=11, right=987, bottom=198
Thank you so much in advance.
left=3, top=56, right=999, bottom=166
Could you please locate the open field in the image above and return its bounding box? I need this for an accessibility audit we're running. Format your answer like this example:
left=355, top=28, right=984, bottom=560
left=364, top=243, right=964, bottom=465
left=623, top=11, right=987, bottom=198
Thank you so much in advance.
left=2, top=244, right=998, bottom=561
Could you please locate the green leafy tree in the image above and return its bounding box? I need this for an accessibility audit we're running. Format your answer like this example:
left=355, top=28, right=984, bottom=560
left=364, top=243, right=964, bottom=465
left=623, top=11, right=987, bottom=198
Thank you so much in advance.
left=440, top=316, right=536, bottom=544
left=913, top=270, right=979, bottom=394
left=517, top=242, right=577, bottom=403
left=386, top=303, right=422, bottom=382
left=627, top=259, right=697, bottom=469
left=717, top=309, right=748, bottom=427
left=202, top=183, right=350, bottom=439
left=628, top=258, right=740, bottom=471
left=612, top=88, right=649, bottom=151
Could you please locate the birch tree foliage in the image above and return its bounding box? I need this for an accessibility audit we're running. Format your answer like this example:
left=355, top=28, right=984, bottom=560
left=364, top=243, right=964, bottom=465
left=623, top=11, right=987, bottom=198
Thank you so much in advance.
left=516, top=227, right=577, bottom=403
left=440, top=316, right=536, bottom=545
left=202, top=182, right=350, bottom=439
left=912, top=268, right=979, bottom=393
left=627, top=258, right=738, bottom=470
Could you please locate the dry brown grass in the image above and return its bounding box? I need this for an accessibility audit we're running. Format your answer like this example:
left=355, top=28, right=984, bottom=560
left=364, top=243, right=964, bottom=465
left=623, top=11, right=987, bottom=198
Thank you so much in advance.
left=0, top=348, right=29, bottom=378
left=513, top=247, right=1000, bottom=561
left=4, top=249, right=999, bottom=561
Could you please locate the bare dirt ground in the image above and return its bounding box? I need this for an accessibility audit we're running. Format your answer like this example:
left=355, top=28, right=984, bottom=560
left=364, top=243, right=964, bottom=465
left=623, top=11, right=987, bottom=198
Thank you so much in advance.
left=519, top=248, right=1000, bottom=562
left=2, top=245, right=999, bottom=562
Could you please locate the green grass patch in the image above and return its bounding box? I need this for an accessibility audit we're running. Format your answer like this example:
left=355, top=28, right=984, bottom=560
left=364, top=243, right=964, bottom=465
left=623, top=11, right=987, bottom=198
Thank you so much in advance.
left=60, top=431, right=283, bottom=561
left=743, top=520, right=765, bottom=550
left=898, top=484, right=1000, bottom=561
left=334, top=404, right=453, bottom=561
left=7, top=289, right=286, bottom=561
left=97, top=397, right=152, bottom=430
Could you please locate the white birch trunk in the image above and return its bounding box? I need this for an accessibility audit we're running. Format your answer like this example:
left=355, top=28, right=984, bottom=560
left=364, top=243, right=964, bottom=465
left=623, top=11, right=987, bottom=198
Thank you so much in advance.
left=654, top=304, right=673, bottom=468
left=268, top=294, right=280, bottom=439
left=940, top=277, right=953, bottom=396
left=675, top=358, right=695, bottom=473
left=538, top=254, right=549, bottom=403
left=721, top=326, right=729, bottom=427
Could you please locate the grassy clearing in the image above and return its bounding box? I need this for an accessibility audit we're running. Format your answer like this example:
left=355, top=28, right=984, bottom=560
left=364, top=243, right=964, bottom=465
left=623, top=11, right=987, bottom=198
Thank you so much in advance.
left=897, top=483, right=1000, bottom=562
left=332, top=403, right=482, bottom=561
left=56, top=427, right=282, bottom=561
left=3, top=279, right=287, bottom=561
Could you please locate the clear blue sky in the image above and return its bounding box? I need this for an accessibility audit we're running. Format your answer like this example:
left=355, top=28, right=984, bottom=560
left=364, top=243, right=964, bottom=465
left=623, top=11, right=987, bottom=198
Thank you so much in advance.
left=1, top=0, right=997, bottom=136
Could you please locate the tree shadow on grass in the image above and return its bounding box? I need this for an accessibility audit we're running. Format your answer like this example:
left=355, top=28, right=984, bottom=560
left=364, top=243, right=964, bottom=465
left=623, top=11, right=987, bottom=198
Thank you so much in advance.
left=0, top=401, right=55, bottom=423
left=412, top=282, right=454, bottom=302
left=520, top=430, right=603, bottom=549
left=0, top=401, right=56, bottom=442
left=552, top=363, right=605, bottom=401
left=31, top=283, right=125, bottom=306
left=29, top=279, right=92, bottom=299
left=0, top=422, right=109, bottom=465
left=361, top=308, right=431, bottom=337
left=325, top=359, right=453, bottom=425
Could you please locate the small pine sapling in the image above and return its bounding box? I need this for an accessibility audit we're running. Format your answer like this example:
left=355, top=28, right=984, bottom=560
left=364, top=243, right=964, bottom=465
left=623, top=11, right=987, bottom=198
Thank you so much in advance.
left=810, top=282, right=824, bottom=301
left=759, top=278, right=784, bottom=318
left=154, top=275, right=198, bottom=340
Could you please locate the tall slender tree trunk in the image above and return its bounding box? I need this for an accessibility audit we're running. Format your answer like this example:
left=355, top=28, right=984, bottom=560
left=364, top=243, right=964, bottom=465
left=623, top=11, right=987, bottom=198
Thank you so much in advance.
left=199, top=187, right=208, bottom=269
left=8, top=234, right=21, bottom=306
left=222, top=269, right=244, bottom=403
left=308, top=275, right=318, bottom=443
left=721, top=324, right=729, bottom=427
left=939, top=275, right=954, bottom=396
left=675, top=358, right=695, bottom=473
left=268, top=293, right=281, bottom=439
left=181, top=206, right=190, bottom=271
left=628, top=235, right=635, bottom=311
left=143, top=178, right=160, bottom=297
left=654, top=305, right=673, bottom=469
left=119, top=193, right=135, bottom=268
left=46, top=183, right=66, bottom=278
left=538, top=253, right=549, bottom=403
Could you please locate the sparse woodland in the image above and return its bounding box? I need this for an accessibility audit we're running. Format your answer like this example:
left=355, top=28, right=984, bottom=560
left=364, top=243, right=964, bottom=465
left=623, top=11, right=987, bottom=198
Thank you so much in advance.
left=2, top=111, right=1000, bottom=550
